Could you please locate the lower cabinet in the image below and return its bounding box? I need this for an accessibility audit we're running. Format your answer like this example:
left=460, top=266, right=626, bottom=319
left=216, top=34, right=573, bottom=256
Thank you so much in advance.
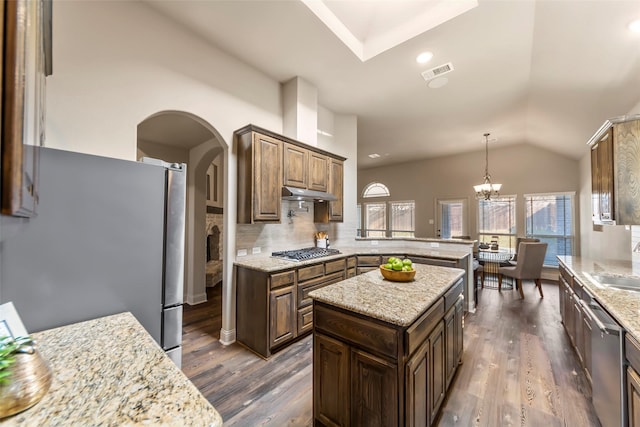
left=313, top=278, right=463, bottom=426
left=269, top=285, right=295, bottom=348
left=627, top=334, right=640, bottom=427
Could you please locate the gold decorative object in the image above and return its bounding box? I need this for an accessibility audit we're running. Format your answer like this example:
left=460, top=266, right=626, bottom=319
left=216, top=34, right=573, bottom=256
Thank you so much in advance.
left=0, top=346, right=52, bottom=419
left=380, top=265, right=416, bottom=282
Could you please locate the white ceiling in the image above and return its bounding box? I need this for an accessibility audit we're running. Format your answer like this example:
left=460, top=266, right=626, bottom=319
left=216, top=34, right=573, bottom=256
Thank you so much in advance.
left=143, top=0, right=640, bottom=169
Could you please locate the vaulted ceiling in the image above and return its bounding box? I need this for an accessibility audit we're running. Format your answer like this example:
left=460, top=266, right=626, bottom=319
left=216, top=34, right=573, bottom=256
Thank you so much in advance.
left=144, top=0, right=640, bottom=169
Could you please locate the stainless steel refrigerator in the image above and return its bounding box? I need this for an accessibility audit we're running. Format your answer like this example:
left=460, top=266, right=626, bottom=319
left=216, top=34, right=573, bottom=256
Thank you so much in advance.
left=0, top=147, right=187, bottom=366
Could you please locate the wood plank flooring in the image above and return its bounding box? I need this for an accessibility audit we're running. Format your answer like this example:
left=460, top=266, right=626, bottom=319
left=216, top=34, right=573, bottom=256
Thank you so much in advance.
left=182, top=282, right=601, bottom=426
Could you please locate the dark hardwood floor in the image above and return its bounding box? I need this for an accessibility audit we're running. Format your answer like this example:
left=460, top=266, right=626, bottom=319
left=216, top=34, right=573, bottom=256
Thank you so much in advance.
left=182, top=281, right=600, bottom=426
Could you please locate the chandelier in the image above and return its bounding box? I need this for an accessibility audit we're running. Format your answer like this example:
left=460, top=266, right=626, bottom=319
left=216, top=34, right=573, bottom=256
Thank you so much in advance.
left=473, top=133, right=502, bottom=200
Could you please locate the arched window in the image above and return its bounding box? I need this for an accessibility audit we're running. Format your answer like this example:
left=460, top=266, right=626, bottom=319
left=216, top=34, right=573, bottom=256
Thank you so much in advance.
left=362, top=182, right=390, bottom=198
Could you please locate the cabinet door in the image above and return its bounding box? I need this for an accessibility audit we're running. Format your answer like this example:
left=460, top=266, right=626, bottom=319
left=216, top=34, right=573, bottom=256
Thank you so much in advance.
left=430, top=321, right=446, bottom=423
left=614, top=119, right=640, bottom=224
left=582, top=305, right=593, bottom=383
left=269, top=285, right=295, bottom=348
left=253, top=133, right=282, bottom=221
left=598, top=130, right=614, bottom=222
left=591, top=145, right=601, bottom=222
left=309, top=152, right=328, bottom=191
left=406, top=341, right=430, bottom=427
left=314, top=333, right=350, bottom=427
left=351, top=348, right=398, bottom=427
left=455, top=297, right=464, bottom=366
left=444, top=306, right=456, bottom=388
left=328, top=158, right=344, bottom=221
left=629, top=367, right=640, bottom=427
left=283, top=143, right=308, bottom=188
left=572, top=294, right=584, bottom=365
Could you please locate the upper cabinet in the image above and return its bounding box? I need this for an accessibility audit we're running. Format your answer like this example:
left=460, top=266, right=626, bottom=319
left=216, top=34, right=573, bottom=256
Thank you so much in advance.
left=589, top=116, right=640, bottom=225
left=235, top=125, right=346, bottom=224
left=236, top=129, right=283, bottom=223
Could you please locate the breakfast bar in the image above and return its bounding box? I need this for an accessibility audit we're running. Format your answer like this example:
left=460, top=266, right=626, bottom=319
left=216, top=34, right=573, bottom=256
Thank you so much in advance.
left=309, top=264, right=465, bottom=426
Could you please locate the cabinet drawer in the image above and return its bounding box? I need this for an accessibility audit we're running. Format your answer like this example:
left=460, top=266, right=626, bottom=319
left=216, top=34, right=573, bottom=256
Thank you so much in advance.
left=299, top=271, right=345, bottom=307
left=347, top=256, right=357, bottom=269
left=325, top=259, right=346, bottom=274
left=444, top=279, right=463, bottom=313
left=627, top=334, right=640, bottom=373
left=298, top=263, right=325, bottom=281
left=347, top=268, right=356, bottom=278
left=357, top=267, right=378, bottom=275
left=315, top=304, right=399, bottom=360
left=298, top=305, right=313, bottom=335
left=559, top=264, right=573, bottom=286
left=406, top=298, right=444, bottom=357
left=357, top=255, right=381, bottom=267
left=270, top=270, right=295, bottom=289
left=412, top=257, right=458, bottom=268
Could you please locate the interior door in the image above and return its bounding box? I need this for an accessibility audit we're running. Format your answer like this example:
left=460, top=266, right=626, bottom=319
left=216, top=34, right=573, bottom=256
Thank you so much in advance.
left=436, top=198, right=468, bottom=239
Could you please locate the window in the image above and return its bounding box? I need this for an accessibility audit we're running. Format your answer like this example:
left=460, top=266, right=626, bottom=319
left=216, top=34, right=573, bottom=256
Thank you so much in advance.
left=524, top=192, right=575, bottom=267
left=360, top=200, right=415, bottom=237
left=364, top=203, right=387, bottom=237
left=478, top=196, right=516, bottom=250
left=362, top=182, right=390, bottom=198
left=390, top=201, right=415, bottom=237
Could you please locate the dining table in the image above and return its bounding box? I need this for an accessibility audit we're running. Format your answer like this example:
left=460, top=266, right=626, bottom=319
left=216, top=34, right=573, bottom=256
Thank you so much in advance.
left=478, top=248, right=514, bottom=289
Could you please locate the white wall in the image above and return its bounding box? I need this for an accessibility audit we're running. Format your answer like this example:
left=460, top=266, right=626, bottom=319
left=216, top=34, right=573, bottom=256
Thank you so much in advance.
left=359, top=143, right=580, bottom=241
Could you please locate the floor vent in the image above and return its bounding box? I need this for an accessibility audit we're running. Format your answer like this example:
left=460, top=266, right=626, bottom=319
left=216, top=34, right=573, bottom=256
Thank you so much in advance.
left=421, top=62, right=454, bottom=81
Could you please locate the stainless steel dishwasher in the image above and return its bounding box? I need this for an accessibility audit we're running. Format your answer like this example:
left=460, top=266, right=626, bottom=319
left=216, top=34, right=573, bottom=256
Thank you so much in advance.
left=583, top=300, right=624, bottom=427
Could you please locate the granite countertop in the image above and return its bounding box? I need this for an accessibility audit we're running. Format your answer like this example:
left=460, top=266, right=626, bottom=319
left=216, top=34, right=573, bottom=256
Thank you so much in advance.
left=308, top=264, right=465, bottom=326
left=1, top=312, right=222, bottom=427
left=234, top=246, right=470, bottom=273
left=558, top=255, right=640, bottom=343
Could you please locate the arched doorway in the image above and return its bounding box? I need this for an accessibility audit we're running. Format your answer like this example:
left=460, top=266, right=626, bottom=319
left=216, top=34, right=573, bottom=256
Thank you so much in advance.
left=136, top=110, right=224, bottom=311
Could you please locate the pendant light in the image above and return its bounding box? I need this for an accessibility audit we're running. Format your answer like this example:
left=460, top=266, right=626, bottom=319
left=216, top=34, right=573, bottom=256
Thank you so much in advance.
left=473, top=133, right=502, bottom=200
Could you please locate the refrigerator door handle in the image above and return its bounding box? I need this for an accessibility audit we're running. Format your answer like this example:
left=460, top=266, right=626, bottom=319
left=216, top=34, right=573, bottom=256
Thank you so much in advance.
left=163, top=164, right=187, bottom=307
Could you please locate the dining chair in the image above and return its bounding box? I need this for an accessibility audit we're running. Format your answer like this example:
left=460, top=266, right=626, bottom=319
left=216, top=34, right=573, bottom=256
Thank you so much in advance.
left=497, top=242, right=548, bottom=299
left=509, top=237, right=540, bottom=264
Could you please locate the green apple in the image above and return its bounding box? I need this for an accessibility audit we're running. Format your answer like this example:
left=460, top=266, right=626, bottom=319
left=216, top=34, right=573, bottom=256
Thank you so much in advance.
left=402, top=265, right=412, bottom=272
left=402, top=258, right=413, bottom=266
left=384, top=263, right=393, bottom=270
left=387, top=257, right=398, bottom=264
left=392, top=261, right=404, bottom=271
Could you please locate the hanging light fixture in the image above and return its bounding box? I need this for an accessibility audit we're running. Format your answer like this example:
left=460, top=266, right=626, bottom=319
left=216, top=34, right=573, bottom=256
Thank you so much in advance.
left=474, top=133, right=502, bottom=200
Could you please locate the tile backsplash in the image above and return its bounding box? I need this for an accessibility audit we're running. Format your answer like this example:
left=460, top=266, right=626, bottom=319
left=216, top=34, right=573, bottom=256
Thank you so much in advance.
left=235, top=200, right=356, bottom=256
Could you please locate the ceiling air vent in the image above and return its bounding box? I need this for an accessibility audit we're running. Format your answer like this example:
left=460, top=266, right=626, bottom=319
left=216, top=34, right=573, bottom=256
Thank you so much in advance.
left=421, top=62, right=454, bottom=81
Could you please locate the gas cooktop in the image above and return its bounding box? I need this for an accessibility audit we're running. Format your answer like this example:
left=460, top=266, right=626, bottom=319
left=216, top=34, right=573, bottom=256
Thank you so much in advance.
left=271, top=247, right=341, bottom=262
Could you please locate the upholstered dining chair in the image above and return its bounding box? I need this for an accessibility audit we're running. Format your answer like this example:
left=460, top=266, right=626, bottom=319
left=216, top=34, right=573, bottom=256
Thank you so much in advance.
left=509, top=237, right=540, bottom=265
left=497, top=242, right=548, bottom=299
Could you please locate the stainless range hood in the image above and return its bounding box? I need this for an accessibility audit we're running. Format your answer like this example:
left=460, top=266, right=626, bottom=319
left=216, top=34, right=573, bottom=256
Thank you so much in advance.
left=282, top=186, right=337, bottom=202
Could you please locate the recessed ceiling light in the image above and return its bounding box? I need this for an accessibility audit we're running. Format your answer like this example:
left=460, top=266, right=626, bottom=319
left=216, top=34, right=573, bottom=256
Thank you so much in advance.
left=428, top=77, right=449, bottom=89
left=416, top=51, right=434, bottom=64
left=630, top=19, right=640, bottom=33
left=368, top=153, right=381, bottom=159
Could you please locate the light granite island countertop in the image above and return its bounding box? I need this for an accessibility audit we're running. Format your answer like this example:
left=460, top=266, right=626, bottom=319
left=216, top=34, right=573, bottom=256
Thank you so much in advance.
left=309, top=263, right=465, bottom=326
left=0, top=312, right=222, bottom=427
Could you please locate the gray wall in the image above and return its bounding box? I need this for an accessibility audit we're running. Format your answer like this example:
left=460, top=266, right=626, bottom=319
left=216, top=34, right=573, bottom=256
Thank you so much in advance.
left=358, top=143, right=581, bottom=246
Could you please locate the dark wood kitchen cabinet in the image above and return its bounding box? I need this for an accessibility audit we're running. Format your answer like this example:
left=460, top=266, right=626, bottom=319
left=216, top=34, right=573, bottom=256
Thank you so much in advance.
left=283, top=142, right=308, bottom=188
left=236, top=128, right=283, bottom=223
left=558, top=261, right=592, bottom=385
left=236, top=124, right=346, bottom=224
left=314, top=157, right=344, bottom=223
left=236, top=259, right=346, bottom=358
left=313, top=278, right=463, bottom=426
left=589, top=116, right=640, bottom=225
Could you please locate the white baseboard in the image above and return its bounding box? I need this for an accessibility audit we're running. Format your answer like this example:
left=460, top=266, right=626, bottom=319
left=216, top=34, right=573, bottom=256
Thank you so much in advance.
left=219, top=328, right=236, bottom=345
left=185, top=292, right=207, bottom=305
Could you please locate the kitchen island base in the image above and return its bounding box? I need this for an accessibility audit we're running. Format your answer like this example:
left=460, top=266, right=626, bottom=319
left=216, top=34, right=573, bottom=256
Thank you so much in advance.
left=312, top=277, right=464, bottom=426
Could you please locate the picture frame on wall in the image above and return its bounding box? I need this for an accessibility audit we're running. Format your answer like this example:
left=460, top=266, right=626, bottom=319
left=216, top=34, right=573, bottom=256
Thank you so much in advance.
left=1, top=0, right=52, bottom=217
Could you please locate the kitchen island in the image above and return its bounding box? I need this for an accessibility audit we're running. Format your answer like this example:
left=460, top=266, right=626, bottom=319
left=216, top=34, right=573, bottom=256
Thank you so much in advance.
left=309, top=264, right=465, bottom=426
left=0, top=312, right=222, bottom=426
